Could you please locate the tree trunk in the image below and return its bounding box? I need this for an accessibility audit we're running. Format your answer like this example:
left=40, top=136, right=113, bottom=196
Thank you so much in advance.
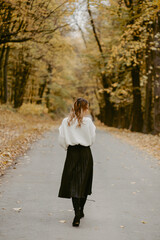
left=0, top=45, right=5, bottom=102
left=45, top=84, right=51, bottom=109
left=143, top=34, right=153, bottom=133
left=45, top=63, right=52, bottom=110
left=13, top=57, right=30, bottom=108
left=87, top=0, right=114, bottom=125
left=36, top=79, right=47, bottom=104
left=0, top=45, right=5, bottom=69
left=131, top=64, right=143, bottom=132
left=153, top=11, right=160, bottom=134
left=123, top=0, right=143, bottom=132
left=3, top=45, right=10, bottom=103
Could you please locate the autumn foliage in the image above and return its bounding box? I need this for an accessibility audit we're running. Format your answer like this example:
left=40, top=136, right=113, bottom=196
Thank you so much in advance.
left=0, top=0, right=160, bottom=134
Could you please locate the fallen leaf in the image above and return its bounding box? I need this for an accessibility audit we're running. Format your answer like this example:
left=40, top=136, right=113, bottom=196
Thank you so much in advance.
left=141, top=221, right=147, bottom=224
left=2, top=152, right=11, bottom=157
left=13, top=207, right=22, bottom=212
left=2, top=161, right=8, bottom=165
left=59, top=220, right=66, bottom=223
left=48, top=213, right=53, bottom=216
left=131, top=182, right=136, bottom=184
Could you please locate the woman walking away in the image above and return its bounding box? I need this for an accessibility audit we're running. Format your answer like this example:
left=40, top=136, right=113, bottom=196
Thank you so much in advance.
left=58, top=98, right=96, bottom=227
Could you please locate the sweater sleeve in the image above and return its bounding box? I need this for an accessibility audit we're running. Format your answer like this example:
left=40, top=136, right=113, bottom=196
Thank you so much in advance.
left=58, top=122, right=67, bottom=150
left=89, top=119, right=96, bottom=145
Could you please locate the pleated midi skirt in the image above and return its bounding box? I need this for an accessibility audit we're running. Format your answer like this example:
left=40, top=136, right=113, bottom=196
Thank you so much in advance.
left=58, top=144, right=93, bottom=198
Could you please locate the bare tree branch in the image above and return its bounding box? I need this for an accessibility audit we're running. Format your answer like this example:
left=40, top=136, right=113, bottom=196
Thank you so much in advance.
left=87, top=0, right=104, bottom=57
left=0, top=38, right=32, bottom=44
left=43, top=0, right=68, bottom=20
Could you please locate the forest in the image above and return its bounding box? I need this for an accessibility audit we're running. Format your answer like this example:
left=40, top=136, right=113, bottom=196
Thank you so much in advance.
left=0, top=0, right=160, bottom=134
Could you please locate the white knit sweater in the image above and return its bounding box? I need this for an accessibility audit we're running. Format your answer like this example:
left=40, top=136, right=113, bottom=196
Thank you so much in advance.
left=58, top=116, right=96, bottom=150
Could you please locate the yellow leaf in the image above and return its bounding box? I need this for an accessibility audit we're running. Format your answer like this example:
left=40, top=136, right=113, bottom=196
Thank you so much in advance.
left=141, top=221, right=147, bottom=224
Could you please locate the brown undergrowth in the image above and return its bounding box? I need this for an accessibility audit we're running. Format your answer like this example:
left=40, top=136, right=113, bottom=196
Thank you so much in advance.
left=0, top=105, right=56, bottom=176
left=95, top=120, right=160, bottom=162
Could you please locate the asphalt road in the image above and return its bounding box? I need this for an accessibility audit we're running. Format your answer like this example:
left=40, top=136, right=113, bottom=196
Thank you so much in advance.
left=0, top=128, right=160, bottom=240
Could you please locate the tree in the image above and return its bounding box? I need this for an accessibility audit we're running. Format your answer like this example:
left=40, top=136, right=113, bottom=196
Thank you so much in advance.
left=87, top=0, right=114, bottom=125
left=143, top=24, right=154, bottom=133
left=153, top=10, right=160, bottom=133
left=0, top=0, right=69, bottom=108
left=122, top=0, right=143, bottom=132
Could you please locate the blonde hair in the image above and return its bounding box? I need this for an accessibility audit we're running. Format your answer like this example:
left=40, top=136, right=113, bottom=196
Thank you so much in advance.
left=67, top=98, right=89, bottom=127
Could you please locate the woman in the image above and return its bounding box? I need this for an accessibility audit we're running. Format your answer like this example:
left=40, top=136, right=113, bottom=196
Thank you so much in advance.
left=58, top=97, right=96, bottom=227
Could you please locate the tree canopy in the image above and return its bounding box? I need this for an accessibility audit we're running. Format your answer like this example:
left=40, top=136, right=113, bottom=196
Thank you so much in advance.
left=0, top=0, right=160, bottom=133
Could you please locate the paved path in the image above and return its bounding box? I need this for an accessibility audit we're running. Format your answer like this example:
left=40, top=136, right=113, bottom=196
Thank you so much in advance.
left=0, top=128, right=160, bottom=240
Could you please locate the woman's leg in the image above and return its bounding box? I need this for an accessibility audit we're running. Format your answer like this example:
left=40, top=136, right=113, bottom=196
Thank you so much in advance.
left=72, top=197, right=81, bottom=215
left=80, top=196, right=87, bottom=218
left=72, top=197, right=81, bottom=226
left=80, top=196, right=87, bottom=210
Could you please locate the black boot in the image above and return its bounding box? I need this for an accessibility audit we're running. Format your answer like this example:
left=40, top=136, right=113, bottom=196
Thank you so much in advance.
left=72, top=197, right=81, bottom=227
left=80, top=196, right=87, bottom=218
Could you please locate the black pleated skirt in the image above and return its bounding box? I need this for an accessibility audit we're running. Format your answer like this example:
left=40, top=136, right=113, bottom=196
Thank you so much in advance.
left=58, top=144, right=93, bottom=199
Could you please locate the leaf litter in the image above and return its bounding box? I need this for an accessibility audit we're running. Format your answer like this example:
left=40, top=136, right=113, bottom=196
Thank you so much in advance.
left=0, top=107, right=56, bottom=176
left=96, top=120, right=160, bottom=162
